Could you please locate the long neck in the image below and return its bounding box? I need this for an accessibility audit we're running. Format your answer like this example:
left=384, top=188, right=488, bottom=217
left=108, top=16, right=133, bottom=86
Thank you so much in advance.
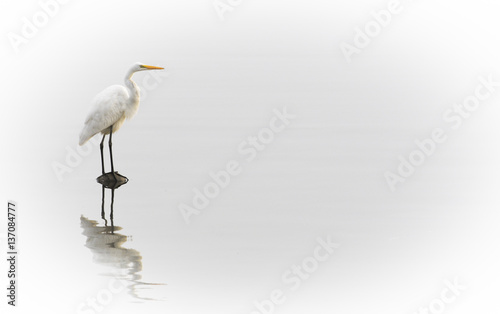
left=123, top=70, right=141, bottom=118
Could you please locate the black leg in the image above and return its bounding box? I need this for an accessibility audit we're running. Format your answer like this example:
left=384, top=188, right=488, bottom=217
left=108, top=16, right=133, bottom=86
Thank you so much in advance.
left=101, top=185, right=108, bottom=227
left=100, top=134, right=106, bottom=175
left=100, top=185, right=105, bottom=218
left=108, top=125, right=117, bottom=181
left=110, top=188, right=115, bottom=232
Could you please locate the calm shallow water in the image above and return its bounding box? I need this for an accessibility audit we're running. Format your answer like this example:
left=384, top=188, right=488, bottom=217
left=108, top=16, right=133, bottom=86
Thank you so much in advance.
left=0, top=105, right=496, bottom=314
left=48, top=118, right=497, bottom=313
left=1, top=77, right=497, bottom=313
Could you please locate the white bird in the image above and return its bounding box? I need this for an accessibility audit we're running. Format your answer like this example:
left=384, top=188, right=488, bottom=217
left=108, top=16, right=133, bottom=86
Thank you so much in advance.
left=79, top=62, right=164, bottom=178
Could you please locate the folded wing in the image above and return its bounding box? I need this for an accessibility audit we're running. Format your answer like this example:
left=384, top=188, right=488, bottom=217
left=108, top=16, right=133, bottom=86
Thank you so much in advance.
left=79, top=85, right=130, bottom=145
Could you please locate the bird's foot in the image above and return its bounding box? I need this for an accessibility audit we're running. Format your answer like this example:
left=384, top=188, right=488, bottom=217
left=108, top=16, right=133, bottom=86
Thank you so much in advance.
left=96, top=172, right=128, bottom=189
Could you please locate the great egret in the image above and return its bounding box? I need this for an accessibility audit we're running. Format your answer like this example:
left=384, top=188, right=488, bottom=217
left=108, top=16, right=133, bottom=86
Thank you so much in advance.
left=79, top=62, right=164, bottom=179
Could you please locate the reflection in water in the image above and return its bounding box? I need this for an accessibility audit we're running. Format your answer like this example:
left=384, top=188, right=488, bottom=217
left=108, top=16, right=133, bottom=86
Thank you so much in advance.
left=80, top=174, right=164, bottom=301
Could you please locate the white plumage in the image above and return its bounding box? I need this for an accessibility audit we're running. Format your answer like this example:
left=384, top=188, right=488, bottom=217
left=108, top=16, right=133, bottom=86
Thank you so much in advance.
left=79, top=85, right=131, bottom=145
left=79, top=63, right=163, bottom=146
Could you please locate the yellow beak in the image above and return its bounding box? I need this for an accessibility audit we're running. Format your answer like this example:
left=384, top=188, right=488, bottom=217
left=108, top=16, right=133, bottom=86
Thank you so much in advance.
left=141, top=65, right=164, bottom=70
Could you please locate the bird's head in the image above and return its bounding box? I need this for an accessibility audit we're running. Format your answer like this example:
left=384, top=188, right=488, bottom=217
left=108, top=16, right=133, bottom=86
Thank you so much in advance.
left=126, top=62, right=164, bottom=79
left=134, top=62, right=164, bottom=72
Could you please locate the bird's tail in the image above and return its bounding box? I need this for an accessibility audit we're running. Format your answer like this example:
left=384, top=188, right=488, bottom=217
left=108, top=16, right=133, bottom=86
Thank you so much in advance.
left=79, top=128, right=93, bottom=146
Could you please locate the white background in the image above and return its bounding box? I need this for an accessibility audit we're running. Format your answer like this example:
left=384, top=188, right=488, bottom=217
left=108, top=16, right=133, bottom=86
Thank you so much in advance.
left=1, top=0, right=500, bottom=313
